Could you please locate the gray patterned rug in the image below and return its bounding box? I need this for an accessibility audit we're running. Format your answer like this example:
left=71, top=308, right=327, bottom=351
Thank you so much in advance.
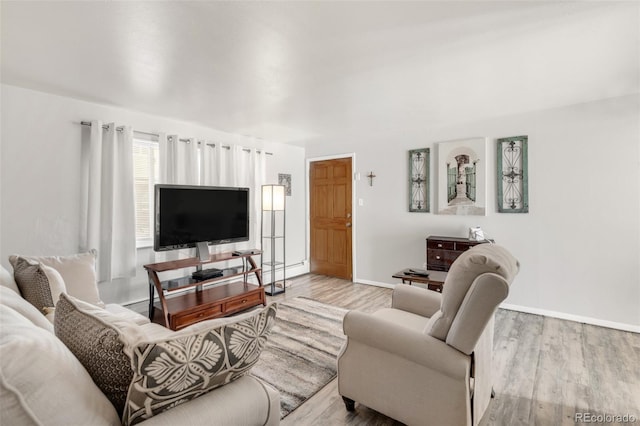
left=251, top=297, right=347, bottom=418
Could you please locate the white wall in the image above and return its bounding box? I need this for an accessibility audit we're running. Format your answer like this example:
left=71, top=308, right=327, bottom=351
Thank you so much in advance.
left=306, top=94, right=640, bottom=330
left=0, top=84, right=307, bottom=305
left=2, top=84, right=638, bottom=330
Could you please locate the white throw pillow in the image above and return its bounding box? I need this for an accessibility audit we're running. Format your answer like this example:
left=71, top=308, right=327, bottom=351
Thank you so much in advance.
left=16, top=250, right=104, bottom=307
left=0, top=304, right=121, bottom=425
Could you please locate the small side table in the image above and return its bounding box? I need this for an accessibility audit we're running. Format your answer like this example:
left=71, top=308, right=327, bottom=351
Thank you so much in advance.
left=392, top=269, right=448, bottom=293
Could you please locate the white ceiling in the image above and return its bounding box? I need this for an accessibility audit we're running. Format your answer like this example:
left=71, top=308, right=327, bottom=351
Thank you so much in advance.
left=2, top=1, right=638, bottom=146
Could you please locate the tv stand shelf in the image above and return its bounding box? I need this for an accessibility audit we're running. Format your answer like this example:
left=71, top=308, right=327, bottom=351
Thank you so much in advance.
left=144, top=250, right=264, bottom=330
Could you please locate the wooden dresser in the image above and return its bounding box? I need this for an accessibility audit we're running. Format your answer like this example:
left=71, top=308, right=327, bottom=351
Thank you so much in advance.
left=426, top=236, right=488, bottom=271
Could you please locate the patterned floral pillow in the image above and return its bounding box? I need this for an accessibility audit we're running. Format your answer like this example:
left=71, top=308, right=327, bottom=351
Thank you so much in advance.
left=122, top=303, right=277, bottom=426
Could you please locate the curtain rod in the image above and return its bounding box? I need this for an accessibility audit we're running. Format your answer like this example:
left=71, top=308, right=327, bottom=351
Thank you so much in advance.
left=79, top=121, right=273, bottom=155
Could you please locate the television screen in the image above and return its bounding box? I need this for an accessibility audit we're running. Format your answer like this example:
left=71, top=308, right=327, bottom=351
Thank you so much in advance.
left=154, top=184, right=250, bottom=251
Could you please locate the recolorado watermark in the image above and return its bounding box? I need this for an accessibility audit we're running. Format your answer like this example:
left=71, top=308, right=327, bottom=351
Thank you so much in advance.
left=575, top=413, right=637, bottom=423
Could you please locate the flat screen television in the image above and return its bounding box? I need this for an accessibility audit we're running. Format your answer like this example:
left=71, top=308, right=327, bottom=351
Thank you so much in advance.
left=154, top=184, right=250, bottom=258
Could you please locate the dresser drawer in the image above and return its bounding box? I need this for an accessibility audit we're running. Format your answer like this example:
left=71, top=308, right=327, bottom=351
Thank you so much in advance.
left=225, top=290, right=263, bottom=312
left=427, top=239, right=455, bottom=250
left=427, top=250, right=458, bottom=271
left=171, top=304, right=223, bottom=330
left=455, top=241, right=478, bottom=252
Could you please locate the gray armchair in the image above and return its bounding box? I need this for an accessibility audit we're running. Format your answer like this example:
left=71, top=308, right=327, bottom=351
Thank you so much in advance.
left=337, top=244, right=519, bottom=426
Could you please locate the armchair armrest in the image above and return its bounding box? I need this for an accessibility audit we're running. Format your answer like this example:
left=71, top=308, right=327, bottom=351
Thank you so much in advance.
left=391, top=285, right=441, bottom=318
left=342, top=310, right=469, bottom=380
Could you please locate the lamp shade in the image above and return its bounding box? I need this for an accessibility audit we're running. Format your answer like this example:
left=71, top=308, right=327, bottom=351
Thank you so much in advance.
left=262, top=185, right=285, bottom=211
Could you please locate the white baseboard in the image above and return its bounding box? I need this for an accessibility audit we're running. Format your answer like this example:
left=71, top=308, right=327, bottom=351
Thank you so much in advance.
left=286, top=263, right=310, bottom=279
left=353, top=279, right=640, bottom=334
left=500, top=303, right=640, bottom=334
left=251, top=262, right=310, bottom=286
left=353, top=278, right=396, bottom=289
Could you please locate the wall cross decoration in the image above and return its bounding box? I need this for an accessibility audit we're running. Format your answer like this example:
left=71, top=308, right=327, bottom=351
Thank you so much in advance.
left=367, top=171, right=376, bottom=186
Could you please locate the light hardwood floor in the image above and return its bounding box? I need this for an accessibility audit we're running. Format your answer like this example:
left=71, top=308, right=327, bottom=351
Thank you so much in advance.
left=265, top=274, right=640, bottom=426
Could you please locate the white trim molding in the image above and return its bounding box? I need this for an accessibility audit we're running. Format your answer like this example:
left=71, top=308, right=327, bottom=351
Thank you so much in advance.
left=354, top=278, right=396, bottom=289
left=352, top=280, right=640, bottom=334
left=500, top=303, right=640, bottom=334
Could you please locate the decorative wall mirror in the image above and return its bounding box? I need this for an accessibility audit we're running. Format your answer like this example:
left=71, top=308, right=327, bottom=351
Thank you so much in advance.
left=408, top=148, right=430, bottom=212
left=497, top=136, right=529, bottom=213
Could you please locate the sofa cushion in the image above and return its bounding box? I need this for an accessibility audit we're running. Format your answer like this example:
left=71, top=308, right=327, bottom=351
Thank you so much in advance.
left=0, top=285, right=53, bottom=332
left=8, top=256, right=67, bottom=313
left=0, top=303, right=121, bottom=426
left=122, top=303, right=278, bottom=426
left=0, top=264, right=20, bottom=294
left=134, top=375, right=281, bottom=426
left=54, top=293, right=143, bottom=417
left=17, top=250, right=104, bottom=307
left=105, top=303, right=151, bottom=326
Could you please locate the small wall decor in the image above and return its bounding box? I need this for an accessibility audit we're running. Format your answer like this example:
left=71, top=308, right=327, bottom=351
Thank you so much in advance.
left=278, top=173, right=292, bottom=196
left=367, top=171, right=377, bottom=186
left=408, top=148, right=430, bottom=212
left=437, top=138, right=487, bottom=215
left=497, top=136, right=528, bottom=213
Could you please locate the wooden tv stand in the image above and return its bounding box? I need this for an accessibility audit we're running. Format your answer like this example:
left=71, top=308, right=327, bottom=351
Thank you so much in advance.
left=144, top=250, right=265, bottom=330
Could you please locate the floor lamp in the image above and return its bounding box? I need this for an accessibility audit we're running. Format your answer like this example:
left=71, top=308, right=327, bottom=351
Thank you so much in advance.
left=261, top=184, right=286, bottom=296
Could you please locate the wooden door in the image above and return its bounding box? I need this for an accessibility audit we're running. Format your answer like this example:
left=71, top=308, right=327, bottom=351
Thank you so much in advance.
left=309, top=158, right=353, bottom=280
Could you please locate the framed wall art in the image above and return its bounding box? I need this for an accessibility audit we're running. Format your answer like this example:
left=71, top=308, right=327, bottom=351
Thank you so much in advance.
left=408, top=148, right=430, bottom=212
left=437, top=137, right=487, bottom=215
left=497, top=136, right=528, bottom=213
left=278, top=173, right=292, bottom=196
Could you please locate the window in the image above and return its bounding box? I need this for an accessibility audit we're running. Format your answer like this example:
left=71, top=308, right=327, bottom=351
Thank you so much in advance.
left=133, top=137, right=159, bottom=247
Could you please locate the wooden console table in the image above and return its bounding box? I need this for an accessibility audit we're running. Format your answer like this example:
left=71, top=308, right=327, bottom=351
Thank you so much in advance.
left=144, top=250, right=265, bottom=330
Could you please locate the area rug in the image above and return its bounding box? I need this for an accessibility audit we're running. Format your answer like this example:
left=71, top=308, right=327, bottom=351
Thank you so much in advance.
left=251, top=297, right=347, bottom=418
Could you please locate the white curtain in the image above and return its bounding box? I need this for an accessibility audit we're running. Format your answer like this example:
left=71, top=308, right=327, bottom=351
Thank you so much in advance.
left=200, top=142, right=225, bottom=186
left=251, top=147, right=267, bottom=251
left=200, top=142, right=266, bottom=252
left=156, top=134, right=199, bottom=262
left=81, top=121, right=137, bottom=282
left=159, top=134, right=198, bottom=185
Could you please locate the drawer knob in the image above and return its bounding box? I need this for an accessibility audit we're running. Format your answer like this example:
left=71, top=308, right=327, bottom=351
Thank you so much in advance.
left=198, top=313, right=204, bottom=318
left=242, top=299, right=247, bottom=304
left=437, top=243, right=443, bottom=248
left=436, top=256, right=441, bottom=260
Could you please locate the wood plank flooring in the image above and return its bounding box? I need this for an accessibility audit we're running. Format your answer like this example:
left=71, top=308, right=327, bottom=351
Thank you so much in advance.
left=265, top=274, right=640, bottom=425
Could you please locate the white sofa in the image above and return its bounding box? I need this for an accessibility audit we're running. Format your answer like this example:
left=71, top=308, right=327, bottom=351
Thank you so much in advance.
left=0, top=260, right=280, bottom=426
